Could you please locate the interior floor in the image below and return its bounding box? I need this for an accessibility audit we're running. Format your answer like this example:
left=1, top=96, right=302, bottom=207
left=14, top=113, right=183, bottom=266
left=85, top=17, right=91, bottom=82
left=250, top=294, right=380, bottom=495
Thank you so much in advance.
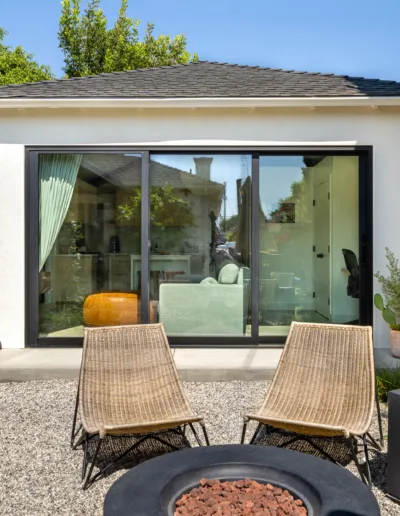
left=260, top=309, right=329, bottom=326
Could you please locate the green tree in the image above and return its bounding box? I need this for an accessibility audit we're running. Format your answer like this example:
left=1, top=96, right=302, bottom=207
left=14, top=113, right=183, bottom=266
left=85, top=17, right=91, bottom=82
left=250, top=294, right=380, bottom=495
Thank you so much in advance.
left=0, top=28, right=54, bottom=86
left=59, top=0, right=198, bottom=78
left=218, top=214, right=238, bottom=241
left=118, top=186, right=195, bottom=228
left=268, top=177, right=308, bottom=223
left=218, top=214, right=238, bottom=232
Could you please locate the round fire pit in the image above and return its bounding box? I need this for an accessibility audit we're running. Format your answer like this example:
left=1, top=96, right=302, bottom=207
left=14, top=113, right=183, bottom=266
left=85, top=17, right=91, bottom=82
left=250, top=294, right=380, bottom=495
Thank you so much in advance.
left=103, top=445, right=380, bottom=516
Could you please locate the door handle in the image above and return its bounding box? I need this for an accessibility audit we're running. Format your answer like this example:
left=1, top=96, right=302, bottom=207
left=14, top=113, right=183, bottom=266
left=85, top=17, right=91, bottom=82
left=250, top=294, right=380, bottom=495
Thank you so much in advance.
left=316, top=253, right=324, bottom=258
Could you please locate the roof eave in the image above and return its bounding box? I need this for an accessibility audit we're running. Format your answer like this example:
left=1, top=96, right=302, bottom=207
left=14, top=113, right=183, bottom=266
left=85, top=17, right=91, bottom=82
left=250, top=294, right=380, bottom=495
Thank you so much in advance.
left=0, top=96, right=400, bottom=109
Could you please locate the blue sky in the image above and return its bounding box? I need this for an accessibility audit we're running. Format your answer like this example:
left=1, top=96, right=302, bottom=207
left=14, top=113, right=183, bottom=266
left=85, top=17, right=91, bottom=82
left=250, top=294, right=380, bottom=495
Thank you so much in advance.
left=2, top=0, right=400, bottom=80
left=154, top=154, right=305, bottom=217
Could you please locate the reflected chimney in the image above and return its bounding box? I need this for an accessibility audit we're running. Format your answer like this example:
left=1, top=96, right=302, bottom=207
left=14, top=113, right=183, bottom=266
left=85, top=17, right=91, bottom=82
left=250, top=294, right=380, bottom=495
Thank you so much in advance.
left=194, top=157, right=213, bottom=180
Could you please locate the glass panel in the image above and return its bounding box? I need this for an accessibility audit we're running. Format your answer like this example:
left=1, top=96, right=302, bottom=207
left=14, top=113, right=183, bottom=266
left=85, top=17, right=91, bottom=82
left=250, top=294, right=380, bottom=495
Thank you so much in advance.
left=259, top=155, right=359, bottom=338
left=38, top=153, right=141, bottom=337
left=149, top=154, right=252, bottom=337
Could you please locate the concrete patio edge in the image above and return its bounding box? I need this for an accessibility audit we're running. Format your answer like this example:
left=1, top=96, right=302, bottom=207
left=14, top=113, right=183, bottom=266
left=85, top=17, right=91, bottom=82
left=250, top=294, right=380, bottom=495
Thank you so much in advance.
left=0, top=347, right=283, bottom=382
left=0, top=347, right=397, bottom=382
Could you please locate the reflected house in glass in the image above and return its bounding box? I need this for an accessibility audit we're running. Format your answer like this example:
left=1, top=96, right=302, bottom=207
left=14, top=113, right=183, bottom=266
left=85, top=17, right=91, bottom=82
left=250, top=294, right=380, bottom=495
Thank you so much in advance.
left=39, top=153, right=228, bottom=337
left=154, top=154, right=252, bottom=337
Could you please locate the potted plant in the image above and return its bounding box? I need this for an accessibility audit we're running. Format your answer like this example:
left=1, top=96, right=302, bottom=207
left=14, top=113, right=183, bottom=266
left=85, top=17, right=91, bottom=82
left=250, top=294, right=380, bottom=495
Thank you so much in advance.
left=374, top=247, right=400, bottom=357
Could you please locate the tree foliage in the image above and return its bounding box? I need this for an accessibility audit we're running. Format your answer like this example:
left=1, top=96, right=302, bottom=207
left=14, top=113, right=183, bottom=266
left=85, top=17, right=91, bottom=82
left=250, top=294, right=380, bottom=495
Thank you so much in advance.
left=118, top=186, right=195, bottom=228
left=268, top=178, right=304, bottom=223
left=218, top=214, right=238, bottom=233
left=0, top=28, right=54, bottom=86
left=218, top=214, right=238, bottom=242
left=59, top=0, right=198, bottom=78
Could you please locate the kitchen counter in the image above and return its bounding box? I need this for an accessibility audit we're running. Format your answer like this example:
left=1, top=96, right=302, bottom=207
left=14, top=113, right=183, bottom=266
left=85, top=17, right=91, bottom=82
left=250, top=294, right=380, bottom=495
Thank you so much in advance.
left=130, top=254, right=191, bottom=291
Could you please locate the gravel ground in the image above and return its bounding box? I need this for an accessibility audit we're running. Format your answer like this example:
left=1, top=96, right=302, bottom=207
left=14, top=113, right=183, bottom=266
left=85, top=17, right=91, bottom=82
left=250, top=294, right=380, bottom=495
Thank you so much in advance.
left=0, top=380, right=397, bottom=515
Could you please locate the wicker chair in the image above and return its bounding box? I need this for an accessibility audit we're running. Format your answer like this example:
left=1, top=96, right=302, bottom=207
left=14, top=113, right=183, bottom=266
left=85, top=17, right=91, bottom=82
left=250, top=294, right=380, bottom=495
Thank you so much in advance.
left=71, top=323, right=210, bottom=489
left=241, top=322, right=383, bottom=486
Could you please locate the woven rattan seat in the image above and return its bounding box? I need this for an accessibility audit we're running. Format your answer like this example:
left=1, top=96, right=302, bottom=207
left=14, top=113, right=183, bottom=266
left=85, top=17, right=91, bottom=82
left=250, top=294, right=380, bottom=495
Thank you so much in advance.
left=80, top=324, right=202, bottom=437
left=242, top=322, right=383, bottom=486
left=71, top=323, right=209, bottom=489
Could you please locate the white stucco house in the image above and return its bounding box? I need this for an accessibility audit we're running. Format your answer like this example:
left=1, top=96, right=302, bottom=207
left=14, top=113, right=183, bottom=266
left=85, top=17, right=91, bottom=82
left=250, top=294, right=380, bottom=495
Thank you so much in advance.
left=0, top=60, right=399, bottom=352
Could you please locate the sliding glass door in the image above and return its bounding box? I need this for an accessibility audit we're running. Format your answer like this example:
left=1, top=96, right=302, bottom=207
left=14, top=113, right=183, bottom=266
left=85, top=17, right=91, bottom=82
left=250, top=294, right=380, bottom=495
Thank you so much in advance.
left=29, top=148, right=371, bottom=346
left=149, top=154, right=252, bottom=336
left=38, top=153, right=142, bottom=337
left=258, top=154, right=360, bottom=339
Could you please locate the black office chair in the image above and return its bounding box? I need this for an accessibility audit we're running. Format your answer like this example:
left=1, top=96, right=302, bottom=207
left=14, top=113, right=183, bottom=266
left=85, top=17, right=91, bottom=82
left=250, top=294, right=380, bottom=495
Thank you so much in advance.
left=342, top=249, right=359, bottom=299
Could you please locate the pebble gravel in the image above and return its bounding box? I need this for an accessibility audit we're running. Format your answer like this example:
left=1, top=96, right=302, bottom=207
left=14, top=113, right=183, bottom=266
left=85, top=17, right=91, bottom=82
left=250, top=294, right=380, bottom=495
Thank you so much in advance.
left=0, top=380, right=398, bottom=515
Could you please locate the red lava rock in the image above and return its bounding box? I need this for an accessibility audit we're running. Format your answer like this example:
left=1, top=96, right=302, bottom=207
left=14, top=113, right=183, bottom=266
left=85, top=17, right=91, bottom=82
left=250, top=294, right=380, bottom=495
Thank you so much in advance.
left=174, top=478, right=307, bottom=516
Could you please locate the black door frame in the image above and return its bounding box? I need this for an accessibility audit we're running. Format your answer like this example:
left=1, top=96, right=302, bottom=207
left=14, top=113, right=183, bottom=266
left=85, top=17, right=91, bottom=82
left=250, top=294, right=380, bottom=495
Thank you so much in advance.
left=26, top=145, right=373, bottom=348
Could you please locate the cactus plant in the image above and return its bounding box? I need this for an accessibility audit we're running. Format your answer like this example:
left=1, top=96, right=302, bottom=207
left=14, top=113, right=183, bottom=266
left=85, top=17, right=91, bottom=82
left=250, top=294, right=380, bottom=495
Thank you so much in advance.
left=375, top=250, right=400, bottom=356
left=374, top=293, right=384, bottom=312
left=374, top=293, right=399, bottom=330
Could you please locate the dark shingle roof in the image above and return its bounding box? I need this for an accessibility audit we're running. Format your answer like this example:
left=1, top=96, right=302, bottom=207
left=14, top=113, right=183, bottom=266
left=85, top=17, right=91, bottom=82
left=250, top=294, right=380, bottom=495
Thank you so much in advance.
left=1, top=61, right=400, bottom=99
left=81, top=154, right=224, bottom=192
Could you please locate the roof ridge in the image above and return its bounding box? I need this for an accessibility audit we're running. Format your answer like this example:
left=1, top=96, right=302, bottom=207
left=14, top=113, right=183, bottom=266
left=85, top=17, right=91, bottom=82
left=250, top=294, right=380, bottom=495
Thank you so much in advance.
left=0, top=62, right=199, bottom=89
left=0, top=60, right=400, bottom=97
left=149, top=157, right=223, bottom=186
left=196, top=60, right=353, bottom=79
left=196, top=60, right=400, bottom=83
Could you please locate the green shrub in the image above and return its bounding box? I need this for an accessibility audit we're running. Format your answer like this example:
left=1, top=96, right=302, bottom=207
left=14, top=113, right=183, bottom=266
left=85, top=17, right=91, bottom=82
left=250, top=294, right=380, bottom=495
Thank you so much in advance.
left=39, top=301, right=83, bottom=335
left=375, top=248, right=400, bottom=324
left=376, top=367, right=400, bottom=403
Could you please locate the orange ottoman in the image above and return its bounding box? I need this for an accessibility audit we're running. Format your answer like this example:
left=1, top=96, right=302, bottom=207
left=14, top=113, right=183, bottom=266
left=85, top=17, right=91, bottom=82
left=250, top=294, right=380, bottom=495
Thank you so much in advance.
left=83, top=292, right=153, bottom=327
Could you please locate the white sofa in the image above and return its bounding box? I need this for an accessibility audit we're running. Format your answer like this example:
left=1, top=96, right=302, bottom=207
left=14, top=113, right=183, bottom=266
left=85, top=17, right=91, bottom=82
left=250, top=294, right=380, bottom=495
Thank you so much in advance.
left=158, top=264, right=249, bottom=336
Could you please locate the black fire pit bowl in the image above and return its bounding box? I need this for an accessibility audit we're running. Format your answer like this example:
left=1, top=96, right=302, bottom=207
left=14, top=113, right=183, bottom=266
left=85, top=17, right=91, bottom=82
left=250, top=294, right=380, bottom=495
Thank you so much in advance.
left=104, top=444, right=380, bottom=516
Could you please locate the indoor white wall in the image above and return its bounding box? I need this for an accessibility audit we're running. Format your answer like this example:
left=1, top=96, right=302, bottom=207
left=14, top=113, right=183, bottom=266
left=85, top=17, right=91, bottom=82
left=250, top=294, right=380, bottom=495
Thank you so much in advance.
left=0, top=145, right=25, bottom=348
left=0, top=107, right=399, bottom=347
left=311, top=156, right=333, bottom=317
left=331, top=156, right=359, bottom=323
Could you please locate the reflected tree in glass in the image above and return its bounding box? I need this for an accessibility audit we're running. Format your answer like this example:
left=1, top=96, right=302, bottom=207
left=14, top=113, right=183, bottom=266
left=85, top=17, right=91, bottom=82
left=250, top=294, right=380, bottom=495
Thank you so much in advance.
left=117, top=186, right=195, bottom=228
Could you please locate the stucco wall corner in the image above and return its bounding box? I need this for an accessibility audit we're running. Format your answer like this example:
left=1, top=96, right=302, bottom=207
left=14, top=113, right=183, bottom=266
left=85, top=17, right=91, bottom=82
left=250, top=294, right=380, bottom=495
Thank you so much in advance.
left=0, top=144, right=25, bottom=348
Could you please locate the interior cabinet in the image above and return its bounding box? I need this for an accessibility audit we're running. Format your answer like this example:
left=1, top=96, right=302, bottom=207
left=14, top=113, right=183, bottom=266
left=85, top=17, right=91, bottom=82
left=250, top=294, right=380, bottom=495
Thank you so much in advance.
left=105, top=254, right=131, bottom=291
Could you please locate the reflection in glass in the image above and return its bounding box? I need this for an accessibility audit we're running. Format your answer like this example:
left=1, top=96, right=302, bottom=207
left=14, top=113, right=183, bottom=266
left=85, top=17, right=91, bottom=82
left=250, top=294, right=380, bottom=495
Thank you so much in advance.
left=39, top=154, right=141, bottom=337
left=259, top=155, right=359, bottom=337
left=37, top=151, right=360, bottom=342
left=149, top=154, right=252, bottom=336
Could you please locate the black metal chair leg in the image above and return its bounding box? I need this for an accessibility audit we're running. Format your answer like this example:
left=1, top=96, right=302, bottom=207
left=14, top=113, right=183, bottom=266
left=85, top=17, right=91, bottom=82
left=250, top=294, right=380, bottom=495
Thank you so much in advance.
left=302, top=437, right=345, bottom=468
left=375, top=387, right=384, bottom=448
left=73, top=429, right=87, bottom=451
left=82, top=438, right=103, bottom=490
left=189, top=424, right=203, bottom=447
left=81, top=435, right=89, bottom=481
left=83, top=434, right=153, bottom=489
left=71, top=389, right=80, bottom=449
left=366, top=432, right=382, bottom=451
left=276, top=436, right=300, bottom=448
left=363, top=434, right=373, bottom=487
left=200, top=423, right=210, bottom=446
left=151, top=435, right=182, bottom=451
left=81, top=428, right=199, bottom=490
left=348, top=437, right=367, bottom=485
left=249, top=423, right=262, bottom=445
left=241, top=418, right=248, bottom=444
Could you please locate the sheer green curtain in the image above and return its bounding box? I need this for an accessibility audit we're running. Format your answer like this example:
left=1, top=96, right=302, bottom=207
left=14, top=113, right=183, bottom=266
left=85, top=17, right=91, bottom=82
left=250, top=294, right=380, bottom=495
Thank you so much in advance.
left=39, top=154, right=82, bottom=271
